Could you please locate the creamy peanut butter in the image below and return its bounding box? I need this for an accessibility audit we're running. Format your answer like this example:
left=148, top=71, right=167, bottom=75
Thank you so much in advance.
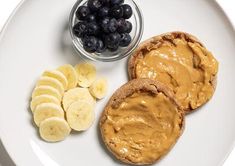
left=135, top=38, right=218, bottom=110
left=101, top=92, right=182, bottom=164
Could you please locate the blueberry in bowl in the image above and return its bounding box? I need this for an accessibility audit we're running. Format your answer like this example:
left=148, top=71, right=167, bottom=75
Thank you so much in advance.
left=69, top=0, right=143, bottom=62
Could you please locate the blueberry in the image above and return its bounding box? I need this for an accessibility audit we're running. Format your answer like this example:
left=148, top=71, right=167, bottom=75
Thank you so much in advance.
left=73, top=22, right=87, bottom=38
left=117, top=18, right=126, bottom=33
left=98, top=6, right=109, bottom=18
left=82, top=36, right=98, bottom=53
left=100, top=18, right=118, bottom=33
left=87, top=22, right=100, bottom=36
left=81, top=34, right=88, bottom=43
left=110, top=0, right=124, bottom=6
left=121, top=4, right=133, bottom=19
left=108, top=18, right=118, bottom=33
left=117, top=19, right=132, bottom=33
left=85, top=14, right=96, bottom=22
left=87, top=0, right=103, bottom=12
left=76, top=6, right=90, bottom=20
left=110, top=5, right=123, bottom=19
left=100, top=0, right=110, bottom=6
left=120, top=33, right=131, bottom=47
left=125, top=21, right=132, bottom=33
left=104, top=32, right=121, bottom=49
left=100, top=17, right=110, bottom=33
left=96, top=39, right=106, bottom=53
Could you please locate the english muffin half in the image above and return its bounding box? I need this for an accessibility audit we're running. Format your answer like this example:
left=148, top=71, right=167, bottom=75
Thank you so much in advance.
left=128, top=31, right=219, bottom=113
left=100, top=79, right=185, bottom=165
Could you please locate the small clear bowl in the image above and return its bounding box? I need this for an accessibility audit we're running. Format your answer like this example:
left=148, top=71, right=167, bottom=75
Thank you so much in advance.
left=69, top=0, right=144, bottom=62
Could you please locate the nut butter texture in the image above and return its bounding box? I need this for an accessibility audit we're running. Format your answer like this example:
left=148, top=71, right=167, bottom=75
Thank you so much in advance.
left=135, top=37, right=218, bottom=111
left=100, top=92, right=182, bottom=164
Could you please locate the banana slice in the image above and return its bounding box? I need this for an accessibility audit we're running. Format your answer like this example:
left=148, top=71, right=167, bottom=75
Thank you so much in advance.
left=33, top=103, right=64, bottom=126
left=75, top=63, right=97, bottom=88
left=32, top=86, right=62, bottom=101
left=66, top=101, right=95, bottom=131
left=36, top=76, right=64, bottom=95
left=39, top=117, right=71, bottom=142
left=89, top=78, right=108, bottom=99
left=42, top=70, right=68, bottom=90
left=57, top=64, right=78, bottom=90
left=62, top=87, right=96, bottom=111
left=30, top=95, right=60, bottom=113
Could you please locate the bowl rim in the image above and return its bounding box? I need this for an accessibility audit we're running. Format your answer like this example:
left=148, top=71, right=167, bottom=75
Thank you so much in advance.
left=69, top=0, right=144, bottom=62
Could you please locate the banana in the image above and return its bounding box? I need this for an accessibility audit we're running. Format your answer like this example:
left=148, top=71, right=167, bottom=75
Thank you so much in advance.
left=30, top=95, right=60, bottom=113
left=62, top=87, right=96, bottom=111
left=57, top=64, right=78, bottom=90
left=36, top=76, right=64, bottom=95
left=66, top=101, right=95, bottom=131
left=75, top=63, right=97, bottom=88
left=39, top=117, right=71, bottom=142
left=33, top=103, right=64, bottom=126
left=32, top=86, right=62, bottom=101
left=89, top=78, right=108, bottom=99
left=42, top=70, right=68, bottom=90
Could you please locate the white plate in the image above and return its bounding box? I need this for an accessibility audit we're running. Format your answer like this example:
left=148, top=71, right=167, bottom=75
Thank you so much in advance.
left=0, top=0, right=235, bottom=166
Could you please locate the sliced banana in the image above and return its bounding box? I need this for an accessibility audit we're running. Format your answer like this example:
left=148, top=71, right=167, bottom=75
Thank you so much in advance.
left=62, top=87, right=96, bottom=111
left=32, top=86, right=62, bottom=101
left=89, top=78, right=108, bottom=99
left=57, top=64, right=78, bottom=90
left=66, top=101, right=95, bottom=131
left=33, top=103, right=64, bottom=126
left=36, top=76, right=64, bottom=95
left=30, top=95, right=60, bottom=113
left=43, top=70, right=68, bottom=90
left=75, top=63, right=97, bottom=88
left=39, top=117, right=71, bottom=142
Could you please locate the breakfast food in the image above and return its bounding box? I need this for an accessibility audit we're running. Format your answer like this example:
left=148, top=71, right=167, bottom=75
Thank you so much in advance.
left=43, top=70, right=68, bottom=90
left=75, top=63, right=97, bottom=88
left=39, top=117, right=71, bottom=142
left=33, top=103, right=64, bottom=126
left=36, top=76, right=64, bottom=95
left=62, top=87, right=96, bottom=111
left=100, top=79, right=185, bottom=165
left=29, top=63, right=108, bottom=142
left=57, top=64, right=78, bottom=89
left=66, top=101, right=95, bottom=131
left=30, top=95, right=60, bottom=113
left=89, top=78, right=108, bottom=99
left=72, top=0, right=133, bottom=53
left=32, top=86, right=62, bottom=101
left=128, top=32, right=219, bottom=113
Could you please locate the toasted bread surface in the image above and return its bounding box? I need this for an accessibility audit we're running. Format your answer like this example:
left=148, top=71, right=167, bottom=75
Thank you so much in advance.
left=128, top=31, right=218, bottom=113
left=100, top=78, right=185, bottom=165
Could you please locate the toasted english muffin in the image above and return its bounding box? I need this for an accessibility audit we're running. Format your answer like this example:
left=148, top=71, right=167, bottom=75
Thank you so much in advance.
left=100, top=78, right=185, bottom=165
left=128, top=32, right=218, bottom=113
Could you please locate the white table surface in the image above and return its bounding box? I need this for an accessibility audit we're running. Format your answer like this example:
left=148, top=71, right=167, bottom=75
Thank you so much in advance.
left=0, top=0, right=234, bottom=165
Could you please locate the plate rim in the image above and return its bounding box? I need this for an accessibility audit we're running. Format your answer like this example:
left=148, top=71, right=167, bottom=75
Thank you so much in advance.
left=0, top=1, right=27, bottom=165
left=0, top=0, right=234, bottom=166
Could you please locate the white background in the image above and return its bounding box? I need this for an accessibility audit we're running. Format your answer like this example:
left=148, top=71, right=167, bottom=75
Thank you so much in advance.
left=0, top=0, right=234, bottom=166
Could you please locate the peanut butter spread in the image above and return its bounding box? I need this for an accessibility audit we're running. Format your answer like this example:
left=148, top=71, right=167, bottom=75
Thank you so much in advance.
left=101, top=92, right=182, bottom=164
left=135, top=38, right=218, bottom=110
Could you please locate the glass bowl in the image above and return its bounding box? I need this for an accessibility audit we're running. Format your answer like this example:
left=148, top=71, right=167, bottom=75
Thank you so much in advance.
left=69, top=0, right=144, bottom=62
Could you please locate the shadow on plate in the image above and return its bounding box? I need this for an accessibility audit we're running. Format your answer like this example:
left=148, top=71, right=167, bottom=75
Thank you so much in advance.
left=0, top=141, right=15, bottom=166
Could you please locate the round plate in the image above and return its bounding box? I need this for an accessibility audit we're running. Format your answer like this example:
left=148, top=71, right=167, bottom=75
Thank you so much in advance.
left=0, top=0, right=235, bottom=166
